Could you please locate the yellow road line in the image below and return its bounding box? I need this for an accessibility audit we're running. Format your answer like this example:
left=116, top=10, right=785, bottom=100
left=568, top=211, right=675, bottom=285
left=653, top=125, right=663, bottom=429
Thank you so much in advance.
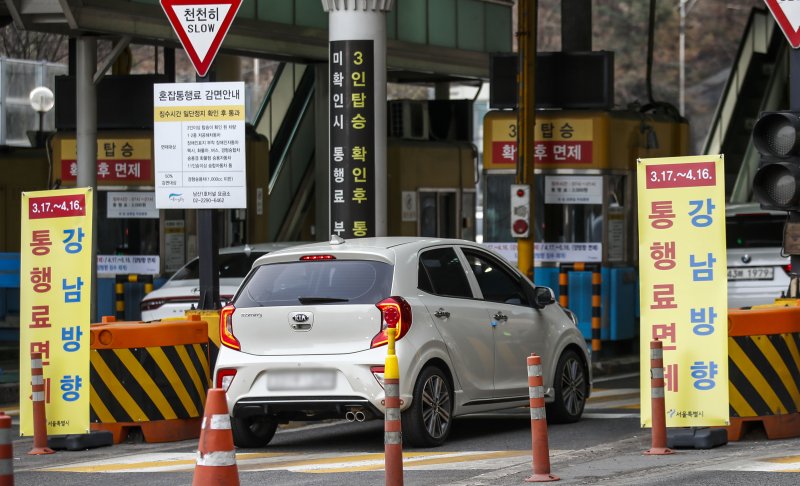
left=303, top=450, right=528, bottom=474
left=45, top=452, right=290, bottom=473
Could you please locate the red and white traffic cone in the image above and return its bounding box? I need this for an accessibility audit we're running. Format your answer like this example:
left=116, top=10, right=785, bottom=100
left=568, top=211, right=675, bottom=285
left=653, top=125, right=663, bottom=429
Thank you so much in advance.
left=192, top=388, right=239, bottom=485
left=28, top=352, right=54, bottom=455
left=526, top=354, right=559, bottom=482
left=644, top=339, right=673, bottom=455
left=0, top=411, right=13, bottom=486
left=384, top=321, right=403, bottom=486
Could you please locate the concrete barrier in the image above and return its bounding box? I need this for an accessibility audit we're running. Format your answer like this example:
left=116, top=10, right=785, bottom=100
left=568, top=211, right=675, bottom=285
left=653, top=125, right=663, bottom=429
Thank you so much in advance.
left=727, top=305, right=800, bottom=440
left=89, top=315, right=209, bottom=443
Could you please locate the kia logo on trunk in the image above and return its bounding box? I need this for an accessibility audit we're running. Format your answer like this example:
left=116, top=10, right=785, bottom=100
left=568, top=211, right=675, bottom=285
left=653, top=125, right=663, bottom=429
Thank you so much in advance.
left=292, top=313, right=309, bottom=322
left=289, top=312, right=313, bottom=331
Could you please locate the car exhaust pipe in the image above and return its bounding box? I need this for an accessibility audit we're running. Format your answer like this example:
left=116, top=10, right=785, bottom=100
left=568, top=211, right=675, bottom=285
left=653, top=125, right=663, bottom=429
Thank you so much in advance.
left=345, top=411, right=356, bottom=422
left=354, top=410, right=366, bottom=422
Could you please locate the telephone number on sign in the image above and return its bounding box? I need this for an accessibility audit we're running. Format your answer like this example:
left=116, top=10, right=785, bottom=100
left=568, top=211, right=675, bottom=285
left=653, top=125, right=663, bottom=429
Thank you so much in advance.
left=193, top=197, right=227, bottom=204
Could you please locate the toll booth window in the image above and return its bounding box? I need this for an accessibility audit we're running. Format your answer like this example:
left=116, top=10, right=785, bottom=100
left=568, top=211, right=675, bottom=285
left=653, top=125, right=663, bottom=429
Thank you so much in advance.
left=419, top=191, right=458, bottom=238
left=534, top=178, right=602, bottom=244
left=98, top=191, right=159, bottom=256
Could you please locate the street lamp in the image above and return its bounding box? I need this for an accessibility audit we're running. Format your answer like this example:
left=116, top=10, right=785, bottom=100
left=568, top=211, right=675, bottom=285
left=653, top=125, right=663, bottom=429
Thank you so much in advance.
left=28, top=86, right=55, bottom=148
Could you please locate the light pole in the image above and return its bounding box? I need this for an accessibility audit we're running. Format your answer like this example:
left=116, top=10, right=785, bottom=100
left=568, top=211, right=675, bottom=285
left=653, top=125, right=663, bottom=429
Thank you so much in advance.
left=28, top=86, right=54, bottom=148
left=679, top=0, right=698, bottom=117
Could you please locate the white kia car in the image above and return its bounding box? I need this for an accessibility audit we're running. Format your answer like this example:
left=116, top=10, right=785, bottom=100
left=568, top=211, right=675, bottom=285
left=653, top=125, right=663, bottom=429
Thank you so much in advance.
left=214, top=236, right=591, bottom=448
left=140, top=242, right=303, bottom=321
left=726, top=203, right=790, bottom=309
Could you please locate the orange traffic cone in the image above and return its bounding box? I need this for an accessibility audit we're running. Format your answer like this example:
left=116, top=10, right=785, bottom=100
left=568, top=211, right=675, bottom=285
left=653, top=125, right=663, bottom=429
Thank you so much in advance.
left=192, top=388, right=239, bottom=486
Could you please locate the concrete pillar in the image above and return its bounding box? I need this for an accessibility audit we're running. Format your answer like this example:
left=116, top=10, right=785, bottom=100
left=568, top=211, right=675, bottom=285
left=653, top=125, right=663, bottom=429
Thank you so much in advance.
left=76, top=36, right=97, bottom=320
left=322, top=0, right=392, bottom=237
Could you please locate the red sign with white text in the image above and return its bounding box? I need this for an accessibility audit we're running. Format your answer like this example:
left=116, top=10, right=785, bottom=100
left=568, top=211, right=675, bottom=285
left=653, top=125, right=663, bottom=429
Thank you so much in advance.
left=160, top=0, right=242, bottom=77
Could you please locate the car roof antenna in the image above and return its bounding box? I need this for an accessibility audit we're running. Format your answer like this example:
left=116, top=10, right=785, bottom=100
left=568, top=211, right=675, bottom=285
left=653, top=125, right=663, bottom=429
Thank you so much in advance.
left=243, top=243, right=252, bottom=256
left=330, top=235, right=345, bottom=245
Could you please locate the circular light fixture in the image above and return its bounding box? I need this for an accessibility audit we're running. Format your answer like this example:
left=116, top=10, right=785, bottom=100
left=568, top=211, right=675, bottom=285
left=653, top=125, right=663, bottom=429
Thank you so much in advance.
left=29, top=86, right=55, bottom=113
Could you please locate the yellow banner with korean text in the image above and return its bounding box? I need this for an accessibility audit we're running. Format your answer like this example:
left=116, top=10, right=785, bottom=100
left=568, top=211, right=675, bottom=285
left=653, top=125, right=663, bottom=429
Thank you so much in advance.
left=19, top=187, right=93, bottom=435
left=637, top=155, right=729, bottom=427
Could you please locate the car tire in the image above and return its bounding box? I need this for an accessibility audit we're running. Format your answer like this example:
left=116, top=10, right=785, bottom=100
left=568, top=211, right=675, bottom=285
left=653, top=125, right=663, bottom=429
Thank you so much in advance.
left=231, top=414, right=278, bottom=448
left=401, top=365, right=453, bottom=448
left=546, top=349, right=588, bottom=424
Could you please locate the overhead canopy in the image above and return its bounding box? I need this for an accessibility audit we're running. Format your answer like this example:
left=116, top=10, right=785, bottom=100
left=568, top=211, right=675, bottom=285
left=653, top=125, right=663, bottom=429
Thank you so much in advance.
left=2, top=0, right=513, bottom=82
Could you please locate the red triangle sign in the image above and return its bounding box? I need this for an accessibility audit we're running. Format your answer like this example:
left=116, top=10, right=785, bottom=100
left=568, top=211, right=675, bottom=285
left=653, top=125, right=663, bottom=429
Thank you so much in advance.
left=765, top=0, right=800, bottom=48
left=160, top=0, right=242, bottom=77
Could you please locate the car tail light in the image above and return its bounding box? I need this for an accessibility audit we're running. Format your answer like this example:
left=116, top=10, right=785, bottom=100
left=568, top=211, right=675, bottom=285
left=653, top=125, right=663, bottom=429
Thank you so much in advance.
left=371, top=365, right=385, bottom=388
left=300, top=254, right=336, bottom=261
left=216, top=368, right=237, bottom=390
left=220, top=304, right=240, bottom=350
left=140, top=298, right=166, bottom=312
left=783, top=263, right=792, bottom=275
left=371, top=296, right=412, bottom=348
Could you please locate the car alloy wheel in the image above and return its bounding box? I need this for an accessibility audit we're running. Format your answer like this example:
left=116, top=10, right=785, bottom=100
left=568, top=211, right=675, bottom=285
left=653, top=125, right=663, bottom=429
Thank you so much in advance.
left=402, top=365, right=453, bottom=447
left=547, top=349, right=587, bottom=423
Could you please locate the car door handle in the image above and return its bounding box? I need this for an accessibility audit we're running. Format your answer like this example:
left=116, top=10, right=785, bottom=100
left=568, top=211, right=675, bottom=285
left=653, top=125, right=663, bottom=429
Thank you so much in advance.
left=434, top=309, right=450, bottom=319
left=493, top=312, right=508, bottom=321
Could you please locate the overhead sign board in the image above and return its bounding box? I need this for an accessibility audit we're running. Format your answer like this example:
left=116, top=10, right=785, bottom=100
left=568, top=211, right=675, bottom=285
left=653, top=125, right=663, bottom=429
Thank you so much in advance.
left=153, top=81, right=247, bottom=209
left=765, top=0, right=800, bottom=48
left=160, top=0, right=242, bottom=77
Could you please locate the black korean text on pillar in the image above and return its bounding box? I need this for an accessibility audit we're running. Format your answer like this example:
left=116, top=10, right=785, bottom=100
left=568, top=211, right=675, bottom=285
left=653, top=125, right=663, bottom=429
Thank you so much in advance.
left=330, top=40, right=375, bottom=238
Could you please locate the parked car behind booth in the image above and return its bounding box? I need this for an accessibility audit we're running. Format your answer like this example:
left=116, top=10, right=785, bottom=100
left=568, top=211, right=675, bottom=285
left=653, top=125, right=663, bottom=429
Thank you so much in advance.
left=726, top=203, right=790, bottom=309
left=140, top=242, right=305, bottom=321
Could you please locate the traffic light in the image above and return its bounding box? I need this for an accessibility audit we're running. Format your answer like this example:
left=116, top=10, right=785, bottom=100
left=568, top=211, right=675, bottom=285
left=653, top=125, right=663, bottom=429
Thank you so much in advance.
left=752, top=111, right=800, bottom=211
left=510, top=184, right=530, bottom=238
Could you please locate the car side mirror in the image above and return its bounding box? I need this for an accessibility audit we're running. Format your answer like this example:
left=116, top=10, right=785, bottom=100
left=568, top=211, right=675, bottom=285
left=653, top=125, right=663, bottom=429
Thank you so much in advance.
left=533, top=286, right=556, bottom=309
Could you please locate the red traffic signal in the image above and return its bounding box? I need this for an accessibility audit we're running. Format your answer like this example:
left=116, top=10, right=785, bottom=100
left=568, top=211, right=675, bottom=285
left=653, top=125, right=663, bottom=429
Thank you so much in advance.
left=752, top=111, right=800, bottom=211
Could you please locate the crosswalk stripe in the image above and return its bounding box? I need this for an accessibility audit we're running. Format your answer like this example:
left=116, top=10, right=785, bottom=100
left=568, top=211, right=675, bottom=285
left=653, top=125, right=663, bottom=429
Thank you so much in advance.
left=701, top=453, right=800, bottom=473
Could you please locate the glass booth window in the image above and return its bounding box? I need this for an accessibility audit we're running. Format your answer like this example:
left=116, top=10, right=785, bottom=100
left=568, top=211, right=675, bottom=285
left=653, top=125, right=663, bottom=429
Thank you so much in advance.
left=98, top=191, right=159, bottom=255
left=534, top=175, right=602, bottom=244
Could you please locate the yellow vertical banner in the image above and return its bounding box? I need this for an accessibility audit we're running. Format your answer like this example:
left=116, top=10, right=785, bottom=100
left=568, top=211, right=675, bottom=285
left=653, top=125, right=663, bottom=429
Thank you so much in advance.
left=19, top=187, right=93, bottom=435
left=637, top=155, right=729, bottom=427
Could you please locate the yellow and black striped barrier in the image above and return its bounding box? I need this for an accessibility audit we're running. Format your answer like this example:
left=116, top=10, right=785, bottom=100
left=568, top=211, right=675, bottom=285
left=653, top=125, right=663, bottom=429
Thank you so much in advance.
left=558, top=263, right=602, bottom=356
left=89, top=314, right=209, bottom=443
left=727, top=305, right=800, bottom=441
left=184, top=309, right=221, bottom=374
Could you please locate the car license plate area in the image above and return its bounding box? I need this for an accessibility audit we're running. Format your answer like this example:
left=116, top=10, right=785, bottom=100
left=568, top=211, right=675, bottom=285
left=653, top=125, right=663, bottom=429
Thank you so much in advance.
left=727, top=267, right=774, bottom=281
left=267, top=370, right=336, bottom=391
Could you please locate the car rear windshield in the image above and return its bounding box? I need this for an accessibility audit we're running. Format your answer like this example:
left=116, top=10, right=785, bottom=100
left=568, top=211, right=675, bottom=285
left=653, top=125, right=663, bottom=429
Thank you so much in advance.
left=234, top=260, right=393, bottom=307
left=726, top=213, right=785, bottom=248
left=171, top=252, right=266, bottom=281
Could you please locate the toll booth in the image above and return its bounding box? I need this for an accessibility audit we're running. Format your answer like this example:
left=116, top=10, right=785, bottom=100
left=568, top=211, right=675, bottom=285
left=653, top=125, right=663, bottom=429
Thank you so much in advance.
left=482, top=109, right=689, bottom=346
left=51, top=129, right=270, bottom=319
left=387, top=140, right=477, bottom=240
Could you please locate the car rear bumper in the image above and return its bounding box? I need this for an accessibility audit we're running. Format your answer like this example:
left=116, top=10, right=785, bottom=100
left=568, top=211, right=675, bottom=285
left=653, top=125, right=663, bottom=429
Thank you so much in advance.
left=215, top=346, right=414, bottom=419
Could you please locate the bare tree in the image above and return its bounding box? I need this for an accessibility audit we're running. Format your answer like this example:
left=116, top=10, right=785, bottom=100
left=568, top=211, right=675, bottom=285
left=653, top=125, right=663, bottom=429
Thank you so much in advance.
left=0, top=23, right=68, bottom=62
